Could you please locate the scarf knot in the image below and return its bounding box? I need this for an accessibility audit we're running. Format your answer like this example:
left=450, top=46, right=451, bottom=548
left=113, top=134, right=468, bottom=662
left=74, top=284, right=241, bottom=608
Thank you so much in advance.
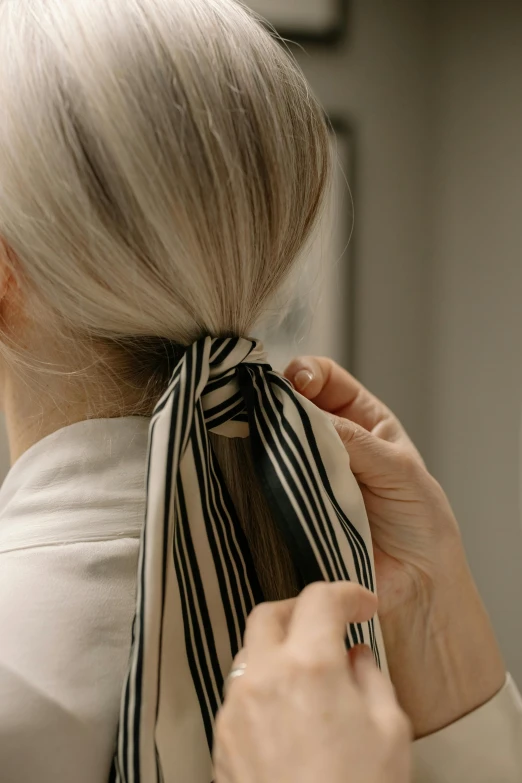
left=202, top=337, right=270, bottom=437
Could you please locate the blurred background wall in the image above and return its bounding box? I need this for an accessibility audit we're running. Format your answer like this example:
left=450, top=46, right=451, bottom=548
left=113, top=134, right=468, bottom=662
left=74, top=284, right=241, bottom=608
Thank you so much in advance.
left=428, top=0, right=522, bottom=685
left=1, top=0, right=522, bottom=681
left=293, top=0, right=433, bottom=451
left=289, top=0, right=522, bottom=683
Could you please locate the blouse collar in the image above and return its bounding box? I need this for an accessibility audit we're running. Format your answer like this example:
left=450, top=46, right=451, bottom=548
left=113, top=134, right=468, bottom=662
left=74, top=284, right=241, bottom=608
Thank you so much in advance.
left=0, top=417, right=150, bottom=554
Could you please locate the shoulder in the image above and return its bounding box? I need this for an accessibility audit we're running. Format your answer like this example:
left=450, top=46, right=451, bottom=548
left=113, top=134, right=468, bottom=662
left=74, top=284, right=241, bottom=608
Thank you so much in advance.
left=0, top=538, right=139, bottom=783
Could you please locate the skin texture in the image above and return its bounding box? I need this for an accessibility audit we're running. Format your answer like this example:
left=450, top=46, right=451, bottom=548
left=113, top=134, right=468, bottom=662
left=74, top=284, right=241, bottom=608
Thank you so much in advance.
left=214, top=582, right=411, bottom=783
left=285, top=357, right=506, bottom=738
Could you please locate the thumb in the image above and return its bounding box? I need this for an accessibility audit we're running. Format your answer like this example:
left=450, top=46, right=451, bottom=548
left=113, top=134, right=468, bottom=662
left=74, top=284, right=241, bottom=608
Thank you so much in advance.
left=327, top=411, right=410, bottom=484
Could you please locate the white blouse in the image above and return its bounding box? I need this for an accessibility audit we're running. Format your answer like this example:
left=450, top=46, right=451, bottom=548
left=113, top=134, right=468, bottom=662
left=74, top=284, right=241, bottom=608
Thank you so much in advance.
left=0, top=416, right=519, bottom=783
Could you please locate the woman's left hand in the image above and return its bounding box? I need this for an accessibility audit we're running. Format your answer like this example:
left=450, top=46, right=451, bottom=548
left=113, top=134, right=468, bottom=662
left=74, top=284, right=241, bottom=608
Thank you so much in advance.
left=214, top=582, right=411, bottom=783
left=284, top=356, right=505, bottom=739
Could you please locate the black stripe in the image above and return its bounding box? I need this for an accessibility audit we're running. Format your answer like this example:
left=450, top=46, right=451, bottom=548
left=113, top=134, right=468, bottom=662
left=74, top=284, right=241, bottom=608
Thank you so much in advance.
left=204, top=370, right=236, bottom=393
left=154, top=400, right=178, bottom=758
left=182, top=344, right=200, bottom=450
left=192, top=406, right=248, bottom=654
left=204, top=392, right=244, bottom=424
left=173, top=494, right=215, bottom=747
left=108, top=759, right=117, bottom=783
left=205, top=405, right=245, bottom=432
left=154, top=392, right=171, bottom=417
left=209, top=338, right=236, bottom=367
left=175, top=477, right=223, bottom=744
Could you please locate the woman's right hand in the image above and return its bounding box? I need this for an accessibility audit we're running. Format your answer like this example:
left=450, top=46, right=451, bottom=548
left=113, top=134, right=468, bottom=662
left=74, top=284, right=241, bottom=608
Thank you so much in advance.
left=285, top=357, right=506, bottom=739
left=214, top=582, right=411, bottom=783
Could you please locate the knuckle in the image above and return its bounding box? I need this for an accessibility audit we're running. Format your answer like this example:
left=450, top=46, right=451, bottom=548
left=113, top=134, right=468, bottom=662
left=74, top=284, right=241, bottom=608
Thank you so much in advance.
left=299, top=580, right=331, bottom=604
left=246, top=600, right=275, bottom=630
left=298, top=580, right=350, bottom=617
left=305, top=579, right=365, bottom=609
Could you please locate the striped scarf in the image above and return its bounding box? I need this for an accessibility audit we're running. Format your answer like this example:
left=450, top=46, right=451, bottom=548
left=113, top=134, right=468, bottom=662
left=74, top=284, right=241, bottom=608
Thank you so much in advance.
left=112, top=336, right=386, bottom=783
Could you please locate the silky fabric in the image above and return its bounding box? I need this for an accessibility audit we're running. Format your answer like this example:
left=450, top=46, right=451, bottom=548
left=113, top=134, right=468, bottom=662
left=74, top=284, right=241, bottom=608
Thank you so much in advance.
left=113, top=336, right=386, bottom=783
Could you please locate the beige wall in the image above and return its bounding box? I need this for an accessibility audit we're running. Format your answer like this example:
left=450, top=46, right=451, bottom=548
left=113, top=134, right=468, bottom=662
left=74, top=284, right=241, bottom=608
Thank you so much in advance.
left=428, top=0, right=522, bottom=683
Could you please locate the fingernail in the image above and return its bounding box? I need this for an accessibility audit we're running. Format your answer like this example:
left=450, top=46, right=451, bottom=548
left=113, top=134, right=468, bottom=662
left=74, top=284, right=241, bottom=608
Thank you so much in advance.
left=353, top=644, right=374, bottom=663
left=294, top=369, right=314, bottom=392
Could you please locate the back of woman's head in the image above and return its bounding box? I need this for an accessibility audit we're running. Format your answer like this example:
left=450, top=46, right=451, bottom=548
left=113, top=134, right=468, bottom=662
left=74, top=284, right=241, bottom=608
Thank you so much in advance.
left=0, top=0, right=330, bottom=350
left=0, top=0, right=332, bottom=598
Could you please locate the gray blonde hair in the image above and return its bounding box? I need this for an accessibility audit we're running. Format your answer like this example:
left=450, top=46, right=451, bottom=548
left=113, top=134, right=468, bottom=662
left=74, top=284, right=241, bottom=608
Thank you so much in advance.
left=0, top=0, right=331, bottom=598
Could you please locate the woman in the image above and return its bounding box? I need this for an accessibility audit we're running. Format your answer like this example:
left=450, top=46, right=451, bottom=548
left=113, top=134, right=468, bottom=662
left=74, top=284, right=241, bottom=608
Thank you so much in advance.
left=0, top=1, right=393, bottom=782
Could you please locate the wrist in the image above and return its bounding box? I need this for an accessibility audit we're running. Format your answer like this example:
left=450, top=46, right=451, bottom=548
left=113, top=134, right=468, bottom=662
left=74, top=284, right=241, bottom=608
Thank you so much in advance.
left=381, top=564, right=505, bottom=738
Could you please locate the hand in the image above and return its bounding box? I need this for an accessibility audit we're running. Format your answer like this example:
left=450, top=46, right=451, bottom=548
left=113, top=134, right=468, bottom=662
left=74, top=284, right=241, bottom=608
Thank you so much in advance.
left=214, top=582, right=411, bottom=783
left=285, top=357, right=506, bottom=738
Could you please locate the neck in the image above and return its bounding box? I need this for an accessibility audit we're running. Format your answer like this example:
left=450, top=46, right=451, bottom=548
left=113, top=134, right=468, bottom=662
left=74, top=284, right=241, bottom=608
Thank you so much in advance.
left=2, top=358, right=151, bottom=464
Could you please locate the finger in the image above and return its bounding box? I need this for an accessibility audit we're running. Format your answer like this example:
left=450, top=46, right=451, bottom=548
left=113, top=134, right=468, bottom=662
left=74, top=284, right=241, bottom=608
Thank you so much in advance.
left=347, top=643, right=375, bottom=669
left=284, top=356, right=400, bottom=440
left=286, top=582, right=377, bottom=660
left=351, top=645, right=398, bottom=710
left=243, top=598, right=296, bottom=652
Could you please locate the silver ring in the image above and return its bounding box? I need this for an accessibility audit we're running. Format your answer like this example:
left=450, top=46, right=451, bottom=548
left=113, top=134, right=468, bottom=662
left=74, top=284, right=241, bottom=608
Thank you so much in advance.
left=224, top=662, right=247, bottom=694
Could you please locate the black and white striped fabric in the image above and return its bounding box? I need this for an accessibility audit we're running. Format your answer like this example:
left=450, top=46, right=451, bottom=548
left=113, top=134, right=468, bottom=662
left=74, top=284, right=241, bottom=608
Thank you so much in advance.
left=112, top=336, right=386, bottom=783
